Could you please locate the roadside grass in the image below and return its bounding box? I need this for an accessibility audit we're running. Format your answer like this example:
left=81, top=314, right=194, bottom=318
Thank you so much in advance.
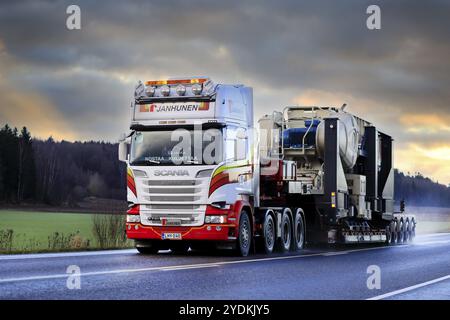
left=0, top=210, right=133, bottom=254
left=416, top=221, right=450, bottom=234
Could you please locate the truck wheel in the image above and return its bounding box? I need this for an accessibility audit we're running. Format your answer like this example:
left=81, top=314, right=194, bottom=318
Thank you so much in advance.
left=237, top=211, right=251, bottom=257
left=263, top=214, right=276, bottom=254
left=135, top=240, right=159, bottom=254
left=292, top=211, right=305, bottom=251
left=279, top=210, right=292, bottom=253
left=170, top=242, right=190, bottom=254
left=136, top=245, right=159, bottom=254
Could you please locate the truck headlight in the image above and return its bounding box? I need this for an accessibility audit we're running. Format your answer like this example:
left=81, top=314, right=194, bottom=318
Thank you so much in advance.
left=205, top=215, right=227, bottom=224
left=127, top=215, right=141, bottom=223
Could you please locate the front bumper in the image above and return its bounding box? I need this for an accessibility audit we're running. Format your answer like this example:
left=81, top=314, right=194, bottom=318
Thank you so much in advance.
left=126, top=223, right=236, bottom=241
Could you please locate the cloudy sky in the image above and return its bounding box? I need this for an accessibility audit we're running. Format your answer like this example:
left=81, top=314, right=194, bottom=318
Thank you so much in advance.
left=0, top=0, right=449, bottom=184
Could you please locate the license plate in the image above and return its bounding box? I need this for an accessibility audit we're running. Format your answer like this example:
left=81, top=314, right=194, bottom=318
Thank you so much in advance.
left=161, top=232, right=182, bottom=240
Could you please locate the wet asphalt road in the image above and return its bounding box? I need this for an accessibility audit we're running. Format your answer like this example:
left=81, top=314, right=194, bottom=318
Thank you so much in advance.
left=0, top=233, right=449, bottom=300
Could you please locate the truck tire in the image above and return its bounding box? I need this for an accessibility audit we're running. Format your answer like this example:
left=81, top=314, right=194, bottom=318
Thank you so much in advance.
left=279, top=209, right=292, bottom=253
left=136, top=245, right=159, bottom=254
left=135, top=240, right=159, bottom=254
left=237, top=211, right=251, bottom=257
left=170, top=242, right=190, bottom=254
left=262, top=213, right=276, bottom=254
left=292, top=211, right=305, bottom=251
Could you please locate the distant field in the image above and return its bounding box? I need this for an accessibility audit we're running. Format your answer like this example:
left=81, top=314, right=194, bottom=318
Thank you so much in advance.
left=0, top=206, right=449, bottom=254
left=0, top=210, right=131, bottom=253
left=407, top=206, right=450, bottom=234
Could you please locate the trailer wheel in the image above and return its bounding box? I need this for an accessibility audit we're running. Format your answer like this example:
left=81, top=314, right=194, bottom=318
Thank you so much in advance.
left=404, top=219, right=411, bottom=243
left=391, top=220, right=398, bottom=244
left=385, top=225, right=392, bottom=245
left=410, top=218, right=416, bottom=241
left=237, top=211, right=251, bottom=257
left=279, top=209, right=292, bottom=253
left=293, top=211, right=305, bottom=251
left=262, top=213, right=276, bottom=254
left=397, top=219, right=404, bottom=244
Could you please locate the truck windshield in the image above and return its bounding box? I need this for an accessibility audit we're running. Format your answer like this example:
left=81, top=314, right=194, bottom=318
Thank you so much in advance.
left=130, top=129, right=223, bottom=166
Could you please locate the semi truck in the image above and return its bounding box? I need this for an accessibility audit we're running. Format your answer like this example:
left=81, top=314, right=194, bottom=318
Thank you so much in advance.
left=119, top=77, right=416, bottom=256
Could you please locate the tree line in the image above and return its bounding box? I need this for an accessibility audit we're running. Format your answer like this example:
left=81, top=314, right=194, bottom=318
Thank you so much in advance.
left=0, top=124, right=449, bottom=208
left=0, top=125, right=126, bottom=206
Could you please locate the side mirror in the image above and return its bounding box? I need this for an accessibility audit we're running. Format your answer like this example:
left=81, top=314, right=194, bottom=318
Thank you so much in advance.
left=118, top=140, right=128, bottom=162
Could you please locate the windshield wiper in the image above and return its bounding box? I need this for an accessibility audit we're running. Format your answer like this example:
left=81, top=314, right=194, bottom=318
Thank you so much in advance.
left=184, top=160, right=200, bottom=164
left=132, top=159, right=161, bottom=165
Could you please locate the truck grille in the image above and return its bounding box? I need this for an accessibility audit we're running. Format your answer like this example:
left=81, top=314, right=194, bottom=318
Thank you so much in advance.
left=137, top=177, right=209, bottom=227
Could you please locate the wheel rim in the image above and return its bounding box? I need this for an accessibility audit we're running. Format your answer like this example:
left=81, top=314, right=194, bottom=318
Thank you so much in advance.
left=386, top=226, right=391, bottom=244
left=295, top=215, right=304, bottom=249
left=411, top=220, right=416, bottom=240
left=405, top=221, right=410, bottom=242
left=398, top=221, right=404, bottom=243
left=392, top=222, right=398, bottom=243
left=282, top=215, right=291, bottom=250
left=265, top=217, right=275, bottom=251
left=240, top=218, right=250, bottom=250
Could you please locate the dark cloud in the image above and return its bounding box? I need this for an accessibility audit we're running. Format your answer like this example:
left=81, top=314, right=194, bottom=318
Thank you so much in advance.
left=0, top=1, right=449, bottom=154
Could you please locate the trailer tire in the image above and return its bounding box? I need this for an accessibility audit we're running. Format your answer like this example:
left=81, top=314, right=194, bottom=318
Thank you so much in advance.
left=262, top=213, right=276, bottom=254
left=292, top=210, right=305, bottom=251
left=385, top=225, right=392, bottom=245
left=236, top=211, right=251, bottom=257
left=397, top=219, right=404, bottom=244
left=404, top=219, right=411, bottom=243
left=391, top=220, right=398, bottom=244
left=279, top=209, right=292, bottom=253
left=410, top=218, right=416, bottom=241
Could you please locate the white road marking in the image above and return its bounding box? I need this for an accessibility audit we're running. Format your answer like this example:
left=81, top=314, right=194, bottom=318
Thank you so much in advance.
left=321, top=251, right=349, bottom=256
left=367, top=275, right=450, bottom=300
left=0, top=245, right=409, bottom=284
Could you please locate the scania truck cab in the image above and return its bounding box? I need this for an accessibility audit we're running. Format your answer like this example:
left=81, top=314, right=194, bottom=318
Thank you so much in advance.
left=119, top=77, right=255, bottom=255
